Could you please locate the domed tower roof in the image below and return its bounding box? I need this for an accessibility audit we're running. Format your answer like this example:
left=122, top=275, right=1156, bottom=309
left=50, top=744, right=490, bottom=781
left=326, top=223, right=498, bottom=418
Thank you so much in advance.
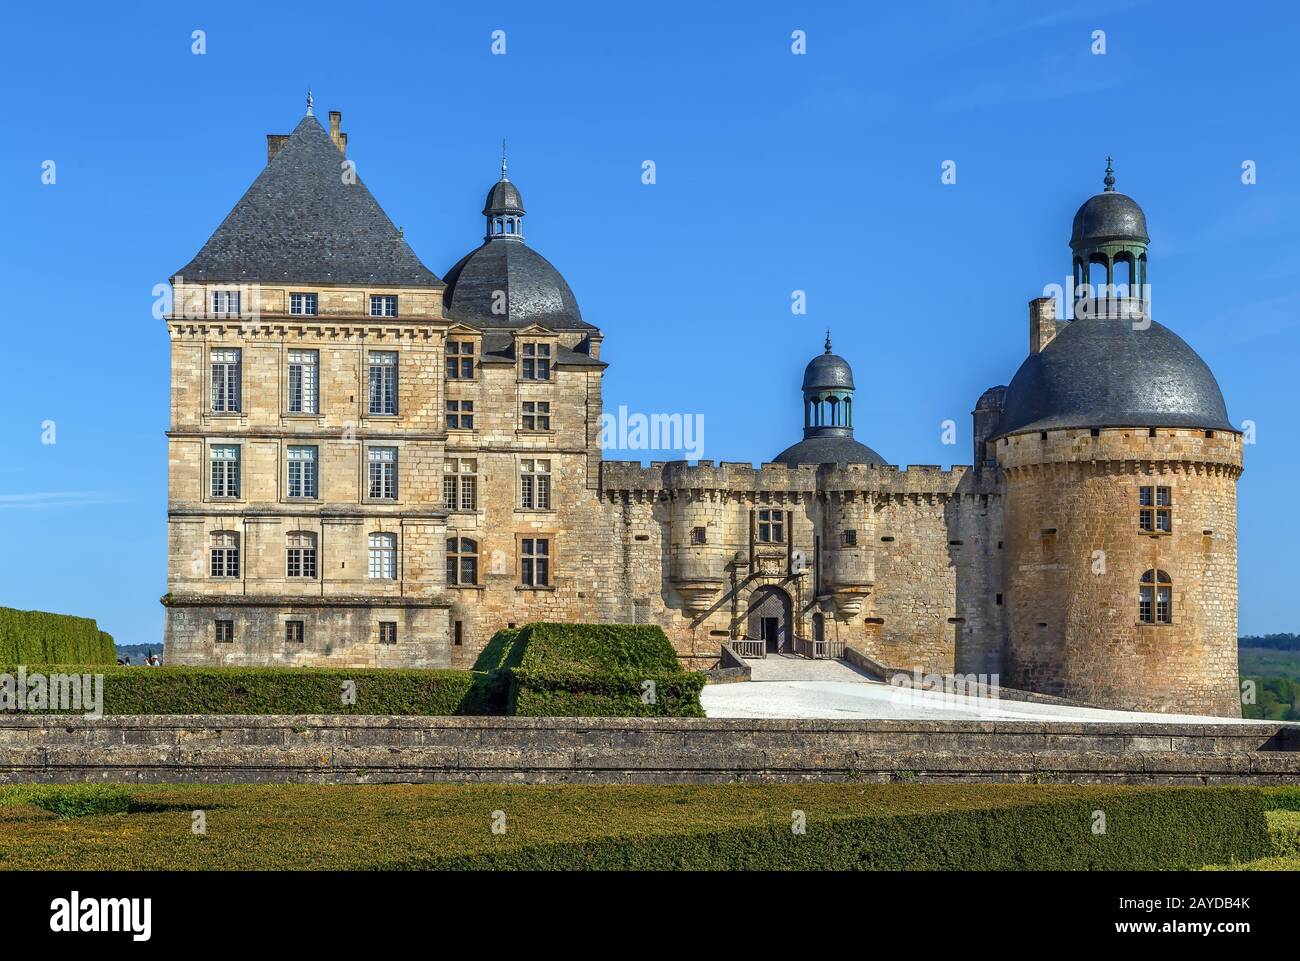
left=484, top=176, right=524, bottom=216
left=997, top=163, right=1232, bottom=438
left=442, top=152, right=591, bottom=330
left=996, top=317, right=1233, bottom=436
left=1070, top=157, right=1149, bottom=250
left=802, top=350, right=855, bottom=391
left=773, top=333, right=888, bottom=467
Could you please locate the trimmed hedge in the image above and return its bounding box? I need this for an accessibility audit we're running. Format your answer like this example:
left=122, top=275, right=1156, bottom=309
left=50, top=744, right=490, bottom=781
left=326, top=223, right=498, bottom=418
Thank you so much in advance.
left=0, top=607, right=115, bottom=665
left=388, top=787, right=1273, bottom=871
left=511, top=666, right=706, bottom=717
left=507, top=622, right=705, bottom=717
left=0, top=666, right=505, bottom=716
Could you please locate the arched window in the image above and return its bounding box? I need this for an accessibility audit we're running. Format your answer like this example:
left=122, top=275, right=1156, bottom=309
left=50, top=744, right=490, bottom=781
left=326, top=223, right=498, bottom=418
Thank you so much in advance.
left=210, top=531, right=239, bottom=578
left=447, top=537, right=479, bottom=586
left=286, top=531, right=317, bottom=578
left=368, top=532, right=397, bottom=580
left=1139, top=569, right=1172, bottom=624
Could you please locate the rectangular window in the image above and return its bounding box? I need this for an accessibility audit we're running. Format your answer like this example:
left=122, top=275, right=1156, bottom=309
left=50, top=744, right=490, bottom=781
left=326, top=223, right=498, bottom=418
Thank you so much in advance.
left=522, top=400, right=551, bottom=431
left=521, top=537, right=550, bottom=587
left=446, top=340, right=475, bottom=379
left=368, top=447, right=398, bottom=500
left=446, top=399, right=474, bottom=430
left=287, top=445, right=318, bottom=498
left=369, top=294, right=398, bottom=318
left=209, top=531, right=240, bottom=577
left=286, top=532, right=317, bottom=578
left=446, top=537, right=479, bottom=586
left=842, top=529, right=858, bottom=547
left=690, top=526, right=707, bottom=545
left=520, top=459, right=552, bottom=510
left=210, top=445, right=240, bottom=498
left=368, top=351, right=398, bottom=415
left=288, top=349, right=319, bottom=414
left=443, top=459, right=477, bottom=511
left=1139, top=485, right=1172, bottom=533
left=369, top=533, right=397, bottom=580
left=211, top=290, right=241, bottom=317
left=289, top=292, right=318, bottom=316
left=210, top=348, right=241, bottom=413
left=758, top=509, right=785, bottom=544
left=378, top=621, right=398, bottom=645
left=521, top=342, right=552, bottom=380
left=215, top=619, right=234, bottom=644
left=285, top=620, right=305, bottom=644
left=1155, top=586, right=1172, bottom=624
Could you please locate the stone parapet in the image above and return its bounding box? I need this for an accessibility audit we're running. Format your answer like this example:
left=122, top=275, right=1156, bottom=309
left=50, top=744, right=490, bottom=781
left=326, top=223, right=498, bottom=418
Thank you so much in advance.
left=1, top=715, right=1296, bottom=785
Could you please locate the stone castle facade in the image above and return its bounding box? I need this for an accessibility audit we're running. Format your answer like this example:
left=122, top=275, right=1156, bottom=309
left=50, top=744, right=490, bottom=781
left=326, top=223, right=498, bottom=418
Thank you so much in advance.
left=163, top=110, right=1243, bottom=716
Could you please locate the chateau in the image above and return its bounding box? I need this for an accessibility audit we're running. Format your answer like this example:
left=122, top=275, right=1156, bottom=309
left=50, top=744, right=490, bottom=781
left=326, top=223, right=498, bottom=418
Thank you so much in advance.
left=163, top=105, right=1243, bottom=716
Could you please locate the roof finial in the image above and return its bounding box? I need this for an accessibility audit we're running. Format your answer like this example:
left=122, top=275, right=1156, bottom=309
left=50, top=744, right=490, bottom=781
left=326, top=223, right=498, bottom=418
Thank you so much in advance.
left=306, top=88, right=314, bottom=116
left=501, top=138, right=508, bottom=180
left=1103, top=155, right=1116, bottom=192
left=825, top=329, right=832, bottom=354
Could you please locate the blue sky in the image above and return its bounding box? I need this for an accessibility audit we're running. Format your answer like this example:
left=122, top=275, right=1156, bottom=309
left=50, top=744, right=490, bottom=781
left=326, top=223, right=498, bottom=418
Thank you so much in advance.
left=0, top=0, right=1296, bottom=643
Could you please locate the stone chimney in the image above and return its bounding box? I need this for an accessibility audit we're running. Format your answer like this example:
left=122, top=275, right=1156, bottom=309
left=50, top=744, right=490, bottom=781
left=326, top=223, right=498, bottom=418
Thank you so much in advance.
left=1029, top=296, right=1058, bottom=354
left=329, top=111, right=347, bottom=156
left=265, top=110, right=346, bottom=164
left=266, top=134, right=289, bottom=164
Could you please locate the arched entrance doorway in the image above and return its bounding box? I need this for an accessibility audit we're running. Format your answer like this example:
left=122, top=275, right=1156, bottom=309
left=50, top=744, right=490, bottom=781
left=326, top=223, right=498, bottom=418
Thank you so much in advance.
left=748, top=586, right=793, bottom=654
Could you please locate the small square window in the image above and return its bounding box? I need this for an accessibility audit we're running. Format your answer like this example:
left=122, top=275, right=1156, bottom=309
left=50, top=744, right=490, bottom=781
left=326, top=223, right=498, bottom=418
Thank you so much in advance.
left=521, top=342, right=552, bottom=380
left=522, top=400, right=551, bottom=431
left=286, top=620, right=305, bottom=644
left=690, top=526, right=707, bottom=545
left=215, top=619, right=234, bottom=643
left=289, top=292, right=318, bottom=316
left=842, top=529, right=857, bottom=547
left=212, top=290, right=241, bottom=317
left=369, top=295, right=398, bottom=318
left=757, top=509, right=784, bottom=544
left=378, top=621, right=398, bottom=645
left=447, top=399, right=475, bottom=430
left=446, top=341, right=476, bottom=380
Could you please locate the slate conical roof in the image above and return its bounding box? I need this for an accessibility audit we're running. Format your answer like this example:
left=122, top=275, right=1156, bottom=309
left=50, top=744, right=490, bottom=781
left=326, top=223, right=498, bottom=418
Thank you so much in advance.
left=174, top=115, right=440, bottom=287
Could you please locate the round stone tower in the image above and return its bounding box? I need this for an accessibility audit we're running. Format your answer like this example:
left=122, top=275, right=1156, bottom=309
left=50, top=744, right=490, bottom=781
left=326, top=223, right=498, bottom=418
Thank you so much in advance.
left=992, top=163, right=1243, bottom=717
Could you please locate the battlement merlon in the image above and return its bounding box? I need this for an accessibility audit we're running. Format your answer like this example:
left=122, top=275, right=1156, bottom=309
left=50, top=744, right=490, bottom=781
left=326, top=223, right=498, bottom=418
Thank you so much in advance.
left=598, top=459, right=1000, bottom=498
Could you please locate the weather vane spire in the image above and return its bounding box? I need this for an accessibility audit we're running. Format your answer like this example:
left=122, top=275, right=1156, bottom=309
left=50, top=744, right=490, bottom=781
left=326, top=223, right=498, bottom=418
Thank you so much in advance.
left=1103, top=155, right=1116, bottom=192
left=306, top=87, right=314, bottom=116
left=501, top=138, right=508, bottom=180
left=825, top=329, right=832, bottom=354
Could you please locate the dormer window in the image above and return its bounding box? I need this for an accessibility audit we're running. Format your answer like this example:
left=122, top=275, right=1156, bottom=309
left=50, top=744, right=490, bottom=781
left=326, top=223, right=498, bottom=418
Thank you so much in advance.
left=521, top=342, right=551, bottom=380
left=446, top=340, right=475, bottom=379
left=290, top=292, right=318, bottom=316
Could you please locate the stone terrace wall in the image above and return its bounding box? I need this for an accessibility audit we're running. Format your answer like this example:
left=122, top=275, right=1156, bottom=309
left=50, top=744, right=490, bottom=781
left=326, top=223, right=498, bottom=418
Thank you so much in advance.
left=2, top=715, right=1297, bottom=785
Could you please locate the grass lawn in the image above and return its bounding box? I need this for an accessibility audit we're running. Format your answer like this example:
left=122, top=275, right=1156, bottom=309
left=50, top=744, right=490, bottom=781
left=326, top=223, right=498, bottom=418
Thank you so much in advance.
left=0, top=782, right=1282, bottom=870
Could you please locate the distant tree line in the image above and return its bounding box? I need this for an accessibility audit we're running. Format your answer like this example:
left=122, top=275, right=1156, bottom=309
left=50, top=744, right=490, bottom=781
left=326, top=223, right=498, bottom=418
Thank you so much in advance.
left=1239, top=634, right=1300, bottom=651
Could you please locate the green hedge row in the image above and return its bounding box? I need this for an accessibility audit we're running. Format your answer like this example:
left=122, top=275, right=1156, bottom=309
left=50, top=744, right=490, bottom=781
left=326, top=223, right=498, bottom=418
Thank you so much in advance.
left=1, top=666, right=505, bottom=716
left=0, top=608, right=116, bottom=665
left=516, top=622, right=682, bottom=674
left=388, top=787, right=1272, bottom=871
left=511, top=666, right=706, bottom=717
left=505, top=622, right=705, bottom=717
